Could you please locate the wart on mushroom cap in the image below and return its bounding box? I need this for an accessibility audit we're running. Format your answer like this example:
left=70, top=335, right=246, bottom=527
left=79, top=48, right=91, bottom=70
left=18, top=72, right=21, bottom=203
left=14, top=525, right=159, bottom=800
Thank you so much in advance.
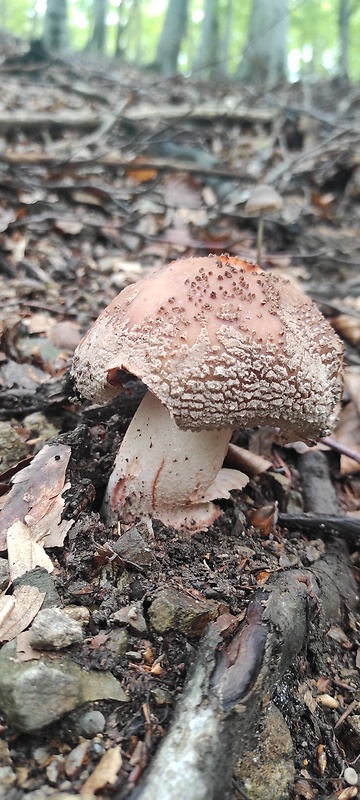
left=71, top=254, right=343, bottom=532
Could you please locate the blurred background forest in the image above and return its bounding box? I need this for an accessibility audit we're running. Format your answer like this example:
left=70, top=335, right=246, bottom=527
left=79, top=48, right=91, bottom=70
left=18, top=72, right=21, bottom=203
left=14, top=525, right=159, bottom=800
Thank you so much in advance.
left=1, top=0, right=360, bottom=85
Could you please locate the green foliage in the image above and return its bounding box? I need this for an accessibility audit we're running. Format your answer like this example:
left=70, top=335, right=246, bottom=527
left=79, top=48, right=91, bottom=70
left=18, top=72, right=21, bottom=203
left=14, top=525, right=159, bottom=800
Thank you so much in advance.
left=1, top=0, right=360, bottom=80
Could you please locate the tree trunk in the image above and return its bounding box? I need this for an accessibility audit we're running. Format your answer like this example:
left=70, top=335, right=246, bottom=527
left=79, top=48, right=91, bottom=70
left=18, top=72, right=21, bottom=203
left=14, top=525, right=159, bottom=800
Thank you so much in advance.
left=220, top=0, right=233, bottom=76
left=154, top=0, right=189, bottom=76
left=194, top=0, right=219, bottom=78
left=237, top=0, right=288, bottom=86
left=89, top=0, right=107, bottom=54
left=338, top=0, right=350, bottom=80
left=41, top=0, right=68, bottom=53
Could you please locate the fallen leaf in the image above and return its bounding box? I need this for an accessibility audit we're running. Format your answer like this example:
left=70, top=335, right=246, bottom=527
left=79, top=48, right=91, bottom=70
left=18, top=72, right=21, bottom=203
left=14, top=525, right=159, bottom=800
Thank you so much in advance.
left=225, top=443, right=272, bottom=477
left=48, top=320, right=82, bottom=350
left=0, top=585, right=45, bottom=642
left=16, top=629, right=43, bottom=662
left=162, top=172, right=203, bottom=208
left=0, top=444, right=73, bottom=551
left=7, top=521, right=54, bottom=581
left=80, top=746, right=122, bottom=795
left=54, top=219, right=84, bottom=235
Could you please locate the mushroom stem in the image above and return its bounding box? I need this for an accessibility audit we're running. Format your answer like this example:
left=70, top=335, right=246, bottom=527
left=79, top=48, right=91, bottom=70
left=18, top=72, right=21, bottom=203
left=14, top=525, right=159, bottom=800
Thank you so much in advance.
left=256, top=211, right=264, bottom=266
left=102, top=391, right=248, bottom=533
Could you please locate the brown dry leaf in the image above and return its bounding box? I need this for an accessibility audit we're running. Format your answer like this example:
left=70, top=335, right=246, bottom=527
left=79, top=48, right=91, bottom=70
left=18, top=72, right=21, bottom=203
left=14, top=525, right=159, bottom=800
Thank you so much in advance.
left=0, top=444, right=73, bottom=551
left=126, top=165, right=158, bottom=182
left=48, top=321, right=82, bottom=351
left=344, top=369, right=360, bottom=415
left=298, top=682, right=318, bottom=715
left=162, top=172, right=203, bottom=209
left=333, top=403, right=360, bottom=474
left=89, top=632, right=110, bottom=649
left=54, top=219, right=84, bottom=235
left=225, top=443, right=272, bottom=478
left=7, top=521, right=54, bottom=581
left=0, top=585, right=45, bottom=643
left=336, top=788, right=358, bottom=800
left=316, top=743, right=327, bottom=776
left=327, top=625, right=353, bottom=649
left=69, top=189, right=105, bottom=207
left=16, top=629, right=43, bottom=662
left=293, top=778, right=315, bottom=799
left=0, top=208, right=18, bottom=233
left=250, top=504, right=278, bottom=538
left=0, top=360, right=49, bottom=390
left=80, top=746, right=123, bottom=795
left=332, top=313, right=360, bottom=347
left=255, top=570, right=271, bottom=585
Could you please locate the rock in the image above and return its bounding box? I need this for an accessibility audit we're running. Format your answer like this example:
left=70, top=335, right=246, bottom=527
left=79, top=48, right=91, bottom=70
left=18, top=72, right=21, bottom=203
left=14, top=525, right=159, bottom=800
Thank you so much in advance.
left=29, top=608, right=83, bottom=650
left=12, top=567, right=61, bottom=608
left=113, top=527, right=157, bottom=569
left=62, top=605, right=91, bottom=626
left=21, top=790, right=54, bottom=800
left=235, top=704, right=295, bottom=800
left=0, top=421, right=28, bottom=471
left=148, top=587, right=226, bottom=637
left=80, top=710, right=106, bottom=737
left=0, top=640, right=129, bottom=732
left=151, top=687, right=173, bottom=706
left=106, top=628, right=129, bottom=659
left=111, top=601, right=147, bottom=635
left=344, top=767, right=358, bottom=786
left=23, top=412, right=61, bottom=448
left=0, top=766, right=16, bottom=792
left=0, top=558, right=10, bottom=591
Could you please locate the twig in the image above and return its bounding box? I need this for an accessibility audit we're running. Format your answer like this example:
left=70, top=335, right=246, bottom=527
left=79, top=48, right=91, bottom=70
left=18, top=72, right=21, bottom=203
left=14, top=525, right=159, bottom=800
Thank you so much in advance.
left=278, top=513, right=360, bottom=545
left=321, top=436, right=360, bottom=466
left=334, top=699, right=358, bottom=730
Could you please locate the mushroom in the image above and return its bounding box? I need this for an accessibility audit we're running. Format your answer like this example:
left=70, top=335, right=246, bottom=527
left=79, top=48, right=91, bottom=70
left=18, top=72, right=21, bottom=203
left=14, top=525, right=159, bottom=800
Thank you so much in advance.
left=71, top=254, right=343, bottom=533
left=245, top=184, right=283, bottom=266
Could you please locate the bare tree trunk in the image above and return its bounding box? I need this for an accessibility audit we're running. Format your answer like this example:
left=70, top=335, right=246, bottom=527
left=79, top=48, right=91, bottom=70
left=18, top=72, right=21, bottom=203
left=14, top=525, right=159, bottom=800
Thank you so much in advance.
left=41, top=0, right=68, bottom=52
left=237, top=0, right=288, bottom=86
left=115, top=0, right=142, bottom=62
left=220, top=0, right=233, bottom=76
left=89, top=0, right=107, bottom=54
left=154, top=0, right=189, bottom=76
left=338, top=0, right=350, bottom=79
left=194, top=0, right=219, bottom=78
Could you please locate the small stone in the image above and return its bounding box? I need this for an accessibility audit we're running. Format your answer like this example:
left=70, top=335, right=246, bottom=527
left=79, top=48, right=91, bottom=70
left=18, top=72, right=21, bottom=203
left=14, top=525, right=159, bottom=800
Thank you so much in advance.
left=33, top=746, right=49, bottom=764
left=46, top=757, right=62, bottom=785
left=13, top=566, right=61, bottom=608
left=63, top=605, right=91, bottom=626
left=0, top=640, right=129, bottom=732
left=0, top=766, right=16, bottom=790
left=89, top=738, right=106, bottom=759
left=111, top=602, right=147, bottom=635
left=0, top=558, right=9, bottom=591
left=151, top=687, right=173, bottom=706
left=29, top=608, right=83, bottom=650
left=64, top=741, right=89, bottom=778
left=344, top=767, right=358, bottom=786
left=23, top=412, right=60, bottom=446
left=113, top=527, right=157, bottom=569
left=80, top=710, right=106, bottom=737
left=106, top=629, right=129, bottom=659
left=148, top=587, right=226, bottom=636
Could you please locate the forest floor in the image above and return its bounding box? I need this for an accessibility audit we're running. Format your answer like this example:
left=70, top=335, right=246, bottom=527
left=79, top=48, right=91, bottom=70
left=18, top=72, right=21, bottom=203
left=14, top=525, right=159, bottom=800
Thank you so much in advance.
left=0, top=38, right=359, bottom=800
